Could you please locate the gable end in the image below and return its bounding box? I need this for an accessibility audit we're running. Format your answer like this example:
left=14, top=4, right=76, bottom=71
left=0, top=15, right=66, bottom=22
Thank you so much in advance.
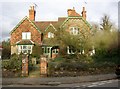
left=10, top=16, right=41, bottom=34
left=60, top=16, right=92, bottom=29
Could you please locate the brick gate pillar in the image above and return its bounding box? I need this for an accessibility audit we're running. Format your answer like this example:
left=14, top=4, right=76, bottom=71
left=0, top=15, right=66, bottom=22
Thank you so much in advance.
left=22, top=55, right=28, bottom=77
left=40, top=55, right=47, bottom=77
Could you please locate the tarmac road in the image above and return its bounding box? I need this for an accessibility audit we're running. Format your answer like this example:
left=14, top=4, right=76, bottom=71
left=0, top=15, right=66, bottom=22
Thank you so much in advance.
left=1, top=73, right=119, bottom=88
left=2, top=79, right=119, bottom=88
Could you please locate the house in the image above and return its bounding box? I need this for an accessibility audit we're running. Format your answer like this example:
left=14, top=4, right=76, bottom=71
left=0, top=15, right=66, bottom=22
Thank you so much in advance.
left=10, top=5, right=93, bottom=58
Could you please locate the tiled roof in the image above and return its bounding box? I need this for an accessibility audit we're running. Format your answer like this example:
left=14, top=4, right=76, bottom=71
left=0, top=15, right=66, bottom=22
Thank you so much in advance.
left=16, top=40, right=34, bottom=45
left=34, top=21, right=57, bottom=32
left=34, top=17, right=67, bottom=32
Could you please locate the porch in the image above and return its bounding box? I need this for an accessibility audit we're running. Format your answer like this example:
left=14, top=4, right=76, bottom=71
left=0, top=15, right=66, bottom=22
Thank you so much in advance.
left=42, top=45, right=59, bottom=59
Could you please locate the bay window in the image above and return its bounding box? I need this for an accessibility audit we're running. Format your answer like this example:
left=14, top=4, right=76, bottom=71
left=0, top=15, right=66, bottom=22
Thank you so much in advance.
left=18, top=45, right=33, bottom=54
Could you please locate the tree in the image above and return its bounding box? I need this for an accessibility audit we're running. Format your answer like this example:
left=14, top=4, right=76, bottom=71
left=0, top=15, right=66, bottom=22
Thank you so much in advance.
left=2, top=39, right=11, bottom=59
left=100, top=15, right=112, bottom=31
left=92, top=14, right=119, bottom=64
left=57, top=27, right=92, bottom=59
left=91, top=22, right=99, bottom=35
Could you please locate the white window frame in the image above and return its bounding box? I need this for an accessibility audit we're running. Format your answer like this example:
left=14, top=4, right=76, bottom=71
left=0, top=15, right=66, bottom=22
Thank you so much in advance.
left=22, top=32, right=31, bottom=40
left=67, top=46, right=85, bottom=55
left=70, top=27, right=79, bottom=35
left=18, top=45, right=33, bottom=54
left=48, top=32, right=54, bottom=38
left=42, top=47, right=52, bottom=54
left=67, top=46, right=75, bottom=54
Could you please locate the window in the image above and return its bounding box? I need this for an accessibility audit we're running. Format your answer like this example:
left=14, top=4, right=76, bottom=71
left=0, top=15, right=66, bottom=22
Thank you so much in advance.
left=42, top=47, right=52, bottom=54
left=67, top=46, right=85, bottom=54
left=22, top=32, right=31, bottom=40
left=18, top=45, right=33, bottom=54
left=52, top=49, right=59, bottom=54
left=48, top=32, right=54, bottom=38
left=70, top=27, right=79, bottom=35
left=67, top=46, right=75, bottom=54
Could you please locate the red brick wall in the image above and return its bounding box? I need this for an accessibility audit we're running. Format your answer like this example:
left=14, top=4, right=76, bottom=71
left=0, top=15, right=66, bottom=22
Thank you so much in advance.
left=10, top=19, right=41, bottom=45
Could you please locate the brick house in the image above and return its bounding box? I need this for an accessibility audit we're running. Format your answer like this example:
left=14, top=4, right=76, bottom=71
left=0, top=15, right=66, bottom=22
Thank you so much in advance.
left=10, top=5, right=93, bottom=58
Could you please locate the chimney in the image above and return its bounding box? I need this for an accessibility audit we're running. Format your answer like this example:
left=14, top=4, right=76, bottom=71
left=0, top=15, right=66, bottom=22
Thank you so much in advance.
left=81, top=7, right=86, bottom=20
left=67, top=7, right=80, bottom=17
left=29, top=5, right=36, bottom=21
left=67, top=9, right=73, bottom=16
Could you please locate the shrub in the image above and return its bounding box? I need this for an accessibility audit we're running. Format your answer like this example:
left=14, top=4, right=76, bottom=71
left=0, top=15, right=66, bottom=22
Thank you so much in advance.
left=2, top=54, right=37, bottom=71
left=31, top=45, right=42, bottom=58
left=2, top=54, right=22, bottom=71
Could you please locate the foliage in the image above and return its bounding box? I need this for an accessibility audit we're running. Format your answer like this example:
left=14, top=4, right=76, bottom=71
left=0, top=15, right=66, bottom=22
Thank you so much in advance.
left=58, top=27, right=92, bottom=59
left=48, top=14, right=119, bottom=77
left=2, top=39, right=11, bottom=59
left=2, top=54, right=22, bottom=71
left=91, top=28, right=119, bottom=64
left=48, top=58, right=116, bottom=77
left=28, top=54, right=36, bottom=71
left=2, top=54, right=36, bottom=72
left=32, top=44, right=42, bottom=58
left=100, top=15, right=112, bottom=31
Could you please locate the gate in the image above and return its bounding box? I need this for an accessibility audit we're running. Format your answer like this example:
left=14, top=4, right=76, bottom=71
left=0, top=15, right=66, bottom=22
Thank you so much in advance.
left=21, top=54, right=48, bottom=77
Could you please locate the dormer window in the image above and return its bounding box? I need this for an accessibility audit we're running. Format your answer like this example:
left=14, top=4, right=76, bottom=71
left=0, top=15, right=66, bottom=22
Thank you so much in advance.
left=48, top=32, right=54, bottom=38
left=70, top=27, right=79, bottom=35
left=22, top=32, right=31, bottom=40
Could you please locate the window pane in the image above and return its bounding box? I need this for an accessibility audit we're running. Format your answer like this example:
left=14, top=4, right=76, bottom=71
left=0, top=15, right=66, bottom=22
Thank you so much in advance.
left=70, top=27, right=79, bottom=35
left=48, top=48, right=50, bottom=53
left=28, top=45, right=31, bottom=49
left=22, top=32, right=31, bottom=40
left=27, top=32, right=31, bottom=39
left=53, top=49, right=55, bottom=53
left=22, top=33, right=26, bottom=39
left=23, top=50, right=27, bottom=54
left=48, top=32, right=51, bottom=38
left=52, top=33, right=54, bottom=38
left=28, top=50, right=31, bottom=54
left=23, top=45, right=27, bottom=49
left=48, top=32, right=54, bottom=38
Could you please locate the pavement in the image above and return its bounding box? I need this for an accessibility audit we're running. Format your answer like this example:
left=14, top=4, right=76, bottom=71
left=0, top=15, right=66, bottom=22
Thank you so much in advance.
left=2, top=73, right=117, bottom=86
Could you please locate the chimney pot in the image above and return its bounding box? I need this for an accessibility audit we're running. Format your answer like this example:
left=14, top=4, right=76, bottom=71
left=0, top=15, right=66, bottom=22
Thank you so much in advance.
left=81, top=7, right=86, bottom=20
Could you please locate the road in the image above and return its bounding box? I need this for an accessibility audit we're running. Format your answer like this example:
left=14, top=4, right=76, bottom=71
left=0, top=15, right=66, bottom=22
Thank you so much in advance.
left=2, top=79, right=119, bottom=88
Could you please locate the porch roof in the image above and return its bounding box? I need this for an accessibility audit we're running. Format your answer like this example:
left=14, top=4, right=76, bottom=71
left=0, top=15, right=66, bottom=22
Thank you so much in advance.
left=16, top=40, right=34, bottom=45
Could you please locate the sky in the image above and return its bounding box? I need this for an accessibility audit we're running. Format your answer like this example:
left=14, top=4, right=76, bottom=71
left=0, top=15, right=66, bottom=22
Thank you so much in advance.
left=0, top=0, right=119, bottom=42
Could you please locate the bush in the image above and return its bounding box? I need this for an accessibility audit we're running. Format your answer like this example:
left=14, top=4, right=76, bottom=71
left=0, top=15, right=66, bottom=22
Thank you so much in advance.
left=2, top=54, right=22, bottom=71
left=31, top=45, right=42, bottom=58
left=2, top=40, right=11, bottom=59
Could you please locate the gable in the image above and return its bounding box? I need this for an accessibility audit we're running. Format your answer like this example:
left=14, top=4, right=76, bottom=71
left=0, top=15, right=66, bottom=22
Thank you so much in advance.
left=45, top=23, right=57, bottom=32
left=34, top=21, right=58, bottom=33
left=34, top=17, right=66, bottom=33
left=60, top=16, right=92, bottom=30
left=10, top=16, right=41, bottom=34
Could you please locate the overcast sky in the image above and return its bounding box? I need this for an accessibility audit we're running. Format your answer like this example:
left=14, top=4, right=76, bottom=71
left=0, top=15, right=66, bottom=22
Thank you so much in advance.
left=0, top=0, right=119, bottom=41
